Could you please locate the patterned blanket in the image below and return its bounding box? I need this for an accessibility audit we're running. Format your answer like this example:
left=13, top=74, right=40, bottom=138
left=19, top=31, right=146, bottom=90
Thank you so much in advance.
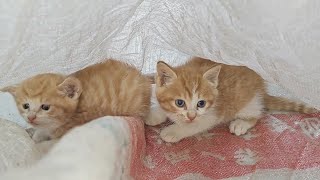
left=129, top=113, right=320, bottom=179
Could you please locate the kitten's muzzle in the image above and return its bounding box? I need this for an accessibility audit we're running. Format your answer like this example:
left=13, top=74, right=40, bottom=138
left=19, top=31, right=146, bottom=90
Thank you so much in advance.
left=27, top=115, right=37, bottom=124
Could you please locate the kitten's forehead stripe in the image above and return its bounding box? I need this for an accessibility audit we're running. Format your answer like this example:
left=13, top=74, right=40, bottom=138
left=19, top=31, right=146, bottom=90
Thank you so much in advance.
left=184, top=79, right=193, bottom=98
left=179, top=75, right=201, bottom=101
left=192, top=81, right=199, bottom=94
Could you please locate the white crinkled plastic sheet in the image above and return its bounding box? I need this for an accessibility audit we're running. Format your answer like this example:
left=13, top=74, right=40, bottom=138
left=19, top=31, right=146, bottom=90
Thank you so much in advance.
left=0, top=0, right=320, bottom=109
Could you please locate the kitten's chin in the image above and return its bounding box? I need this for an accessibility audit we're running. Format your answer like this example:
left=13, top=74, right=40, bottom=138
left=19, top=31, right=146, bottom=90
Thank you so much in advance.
left=180, top=119, right=199, bottom=124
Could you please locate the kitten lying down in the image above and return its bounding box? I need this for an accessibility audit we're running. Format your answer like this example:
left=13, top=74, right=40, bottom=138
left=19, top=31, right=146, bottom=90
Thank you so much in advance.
left=145, top=57, right=318, bottom=143
left=1, top=59, right=151, bottom=143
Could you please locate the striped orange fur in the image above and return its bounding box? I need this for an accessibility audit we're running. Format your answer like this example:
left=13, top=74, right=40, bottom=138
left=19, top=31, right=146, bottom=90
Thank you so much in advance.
left=1, top=59, right=151, bottom=142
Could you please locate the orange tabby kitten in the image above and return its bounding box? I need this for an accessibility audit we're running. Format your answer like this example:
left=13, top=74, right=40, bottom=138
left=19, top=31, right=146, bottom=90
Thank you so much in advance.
left=145, top=57, right=317, bottom=143
left=2, top=59, right=151, bottom=142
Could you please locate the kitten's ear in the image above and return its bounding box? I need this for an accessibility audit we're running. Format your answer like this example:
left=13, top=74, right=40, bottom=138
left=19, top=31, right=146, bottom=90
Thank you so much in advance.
left=0, top=85, right=18, bottom=97
left=57, top=77, right=82, bottom=100
left=156, top=61, right=177, bottom=86
left=203, top=65, right=221, bottom=88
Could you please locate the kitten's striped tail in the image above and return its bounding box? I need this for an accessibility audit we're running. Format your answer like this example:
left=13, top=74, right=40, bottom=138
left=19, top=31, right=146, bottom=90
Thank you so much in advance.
left=263, top=94, right=318, bottom=114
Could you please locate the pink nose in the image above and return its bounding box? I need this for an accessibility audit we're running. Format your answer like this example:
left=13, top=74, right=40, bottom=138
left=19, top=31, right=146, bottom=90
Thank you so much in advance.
left=187, top=112, right=197, bottom=121
left=27, top=115, right=36, bottom=122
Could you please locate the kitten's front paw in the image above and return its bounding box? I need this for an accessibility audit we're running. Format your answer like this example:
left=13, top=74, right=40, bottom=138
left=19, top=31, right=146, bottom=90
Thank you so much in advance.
left=145, top=108, right=167, bottom=126
left=26, top=128, right=36, bottom=137
left=32, top=130, right=51, bottom=143
left=229, top=119, right=252, bottom=136
left=160, top=126, right=182, bottom=143
left=145, top=116, right=167, bottom=126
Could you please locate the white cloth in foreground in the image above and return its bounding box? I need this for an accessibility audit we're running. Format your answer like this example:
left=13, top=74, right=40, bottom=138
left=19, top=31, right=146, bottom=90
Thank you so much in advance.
left=0, top=119, right=39, bottom=172
left=0, top=117, right=132, bottom=180
left=0, top=0, right=319, bottom=109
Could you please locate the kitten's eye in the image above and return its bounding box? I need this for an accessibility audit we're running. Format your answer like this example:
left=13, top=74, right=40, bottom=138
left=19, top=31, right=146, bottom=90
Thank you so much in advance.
left=41, top=104, right=50, bottom=111
left=22, top=103, right=30, bottom=110
left=197, top=100, right=206, bottom=108
left=175, top=99, right=185, bottom=107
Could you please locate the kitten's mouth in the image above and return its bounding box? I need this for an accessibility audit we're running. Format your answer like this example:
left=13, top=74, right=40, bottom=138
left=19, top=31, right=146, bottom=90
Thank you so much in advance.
left=29, top=121, right=39, bottom=126
left=184, top=118, right=198, bottom=123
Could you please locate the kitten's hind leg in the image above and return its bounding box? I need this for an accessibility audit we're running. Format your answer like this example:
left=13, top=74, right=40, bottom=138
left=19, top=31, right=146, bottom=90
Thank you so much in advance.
left=229, top=118, right=258, bottom=136
left=145, top=107, right=167, bottom=126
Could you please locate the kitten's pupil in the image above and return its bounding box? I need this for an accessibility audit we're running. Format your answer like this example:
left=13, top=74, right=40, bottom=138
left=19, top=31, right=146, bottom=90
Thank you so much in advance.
left=23, top=103, right=29, bottom=109
left=197, top=100, right=206, bottom=108
left=175, top=99, right=185, bottom=107
left=41, top=104, right=50, bottom=111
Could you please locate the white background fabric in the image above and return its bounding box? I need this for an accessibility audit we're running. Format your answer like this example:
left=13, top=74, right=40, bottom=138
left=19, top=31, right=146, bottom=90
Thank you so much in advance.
left=0, top=93, right=28, bottom=128
left=1, top=0, right=320, bottom=109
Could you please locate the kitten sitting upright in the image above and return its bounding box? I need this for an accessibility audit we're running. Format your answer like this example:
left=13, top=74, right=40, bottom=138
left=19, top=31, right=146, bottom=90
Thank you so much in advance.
left=145, top=57, right=317, bottom=143
left=2, top=59, right=151, bottom=142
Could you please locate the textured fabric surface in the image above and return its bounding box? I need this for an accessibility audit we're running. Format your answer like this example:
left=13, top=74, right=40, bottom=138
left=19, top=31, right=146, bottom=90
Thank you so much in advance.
left=0, top=0, right=320, bottom=109
left=0, top=118, right=40, bottom=172
left=0, top=116, right=133, bottom=180
left=132, top=113, right=320, bottom=179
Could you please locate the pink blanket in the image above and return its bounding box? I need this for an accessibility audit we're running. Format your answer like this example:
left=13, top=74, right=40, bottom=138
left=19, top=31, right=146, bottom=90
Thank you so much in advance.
left=127, top=113, right=320, bottom=179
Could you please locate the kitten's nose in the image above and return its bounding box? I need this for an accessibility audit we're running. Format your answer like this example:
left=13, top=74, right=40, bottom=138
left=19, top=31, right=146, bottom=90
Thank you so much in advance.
left=187, top=111, right=197, bottom=121
left=27, top=115, right=36, bottom=122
